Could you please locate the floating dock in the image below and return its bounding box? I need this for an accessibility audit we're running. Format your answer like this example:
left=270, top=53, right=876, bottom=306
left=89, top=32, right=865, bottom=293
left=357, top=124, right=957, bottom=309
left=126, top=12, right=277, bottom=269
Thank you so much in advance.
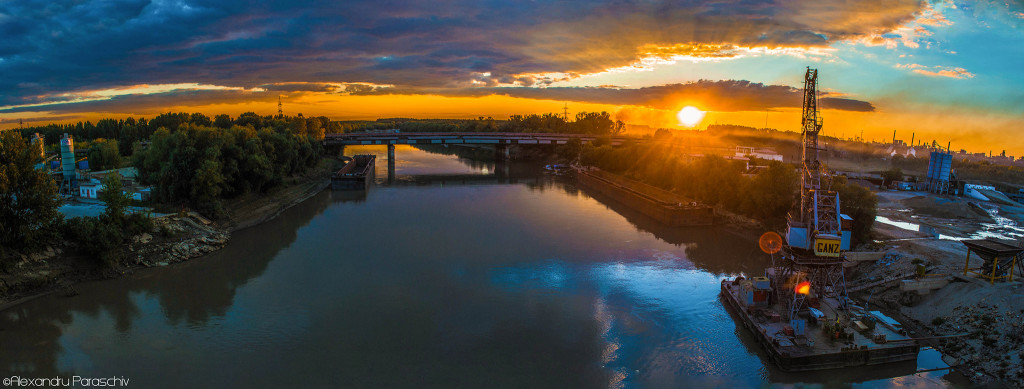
left=577, top=168, right=713, bottom=226
left=331, top=154, right=375, bottom=190
left=720, top=276, right=918, bottom=371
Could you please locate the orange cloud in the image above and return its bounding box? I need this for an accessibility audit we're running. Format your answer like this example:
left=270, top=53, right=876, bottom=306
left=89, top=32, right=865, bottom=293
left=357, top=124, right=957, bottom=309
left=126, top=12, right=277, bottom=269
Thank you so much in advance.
left=896, top=63, right=975, bottom=79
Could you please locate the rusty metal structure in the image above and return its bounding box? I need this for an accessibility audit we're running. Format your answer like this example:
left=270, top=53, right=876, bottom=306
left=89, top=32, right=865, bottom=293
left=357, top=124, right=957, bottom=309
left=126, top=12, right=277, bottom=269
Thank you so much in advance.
left=778, top=68, right=848, bottom=319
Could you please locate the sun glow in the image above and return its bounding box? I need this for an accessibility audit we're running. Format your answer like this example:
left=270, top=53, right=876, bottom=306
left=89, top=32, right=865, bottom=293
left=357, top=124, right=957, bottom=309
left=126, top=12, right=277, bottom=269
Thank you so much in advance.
left=676, top=106, right=705, bottom=127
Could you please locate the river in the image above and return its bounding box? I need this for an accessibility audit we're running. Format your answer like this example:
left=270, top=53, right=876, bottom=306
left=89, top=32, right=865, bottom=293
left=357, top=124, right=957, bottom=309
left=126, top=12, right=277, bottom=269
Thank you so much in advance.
left=0, top=145, right=965, bottom=387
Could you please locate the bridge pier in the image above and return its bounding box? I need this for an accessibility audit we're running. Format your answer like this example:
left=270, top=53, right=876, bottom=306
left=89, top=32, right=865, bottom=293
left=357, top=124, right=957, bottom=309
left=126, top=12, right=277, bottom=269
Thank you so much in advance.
left=387, top=143, right=396, bottom=184
left=336, top=145, right=346, bottom=157
left=495, top=144, right=510, bottom=161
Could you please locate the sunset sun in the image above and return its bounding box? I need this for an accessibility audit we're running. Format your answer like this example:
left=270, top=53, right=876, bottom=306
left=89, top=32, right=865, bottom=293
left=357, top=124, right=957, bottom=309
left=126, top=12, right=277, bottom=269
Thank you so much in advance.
left=676, top=106, right=705, bottom=127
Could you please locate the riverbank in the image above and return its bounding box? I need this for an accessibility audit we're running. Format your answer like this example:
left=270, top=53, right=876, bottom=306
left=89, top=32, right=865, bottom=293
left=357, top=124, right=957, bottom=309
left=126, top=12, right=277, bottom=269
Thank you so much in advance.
left=848, top=190, right=1024, bottom=387
left=0, top=158, right=339, bottom=311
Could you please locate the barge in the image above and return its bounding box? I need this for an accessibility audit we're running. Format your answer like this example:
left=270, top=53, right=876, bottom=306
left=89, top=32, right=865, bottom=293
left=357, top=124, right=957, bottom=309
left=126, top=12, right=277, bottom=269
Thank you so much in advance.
left=331, top=154, right=375, bottom=190
left=577, top=168, right=713, bottom=226
left=721, top=275, right=918, bottom=371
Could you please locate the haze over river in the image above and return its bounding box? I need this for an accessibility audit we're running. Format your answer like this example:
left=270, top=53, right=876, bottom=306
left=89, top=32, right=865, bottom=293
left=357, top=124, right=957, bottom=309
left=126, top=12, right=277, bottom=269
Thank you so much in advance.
left=1, top=145, right=964, bottom=387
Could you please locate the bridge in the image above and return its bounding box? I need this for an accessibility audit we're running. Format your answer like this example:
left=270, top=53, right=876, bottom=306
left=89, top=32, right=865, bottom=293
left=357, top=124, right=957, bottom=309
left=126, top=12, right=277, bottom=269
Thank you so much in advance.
left=324, top=132, right=635, bottom=165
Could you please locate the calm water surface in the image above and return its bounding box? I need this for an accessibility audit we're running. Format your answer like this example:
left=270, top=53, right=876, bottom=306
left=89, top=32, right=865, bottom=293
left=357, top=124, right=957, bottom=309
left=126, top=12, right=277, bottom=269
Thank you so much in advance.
left=1, top=145, right=963, bottom=387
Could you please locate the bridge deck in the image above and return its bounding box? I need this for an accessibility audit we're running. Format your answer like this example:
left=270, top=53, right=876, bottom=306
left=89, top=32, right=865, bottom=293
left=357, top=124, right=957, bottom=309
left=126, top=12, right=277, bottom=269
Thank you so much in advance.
left=324, top=132, right=634, bottom=146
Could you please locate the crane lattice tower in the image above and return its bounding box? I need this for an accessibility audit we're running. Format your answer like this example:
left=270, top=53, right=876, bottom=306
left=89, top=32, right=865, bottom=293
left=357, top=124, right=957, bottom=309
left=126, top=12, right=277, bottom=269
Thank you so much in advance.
left=776, top=68, right=848, bottom=320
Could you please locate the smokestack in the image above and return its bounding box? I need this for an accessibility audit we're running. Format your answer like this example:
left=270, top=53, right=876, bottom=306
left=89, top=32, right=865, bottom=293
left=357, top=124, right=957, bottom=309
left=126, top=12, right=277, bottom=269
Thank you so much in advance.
left=910, top=133, right=915, bottom=147
left=947, top=142, right=951, bottom=154
left=893, top=130, right=896, bottom=144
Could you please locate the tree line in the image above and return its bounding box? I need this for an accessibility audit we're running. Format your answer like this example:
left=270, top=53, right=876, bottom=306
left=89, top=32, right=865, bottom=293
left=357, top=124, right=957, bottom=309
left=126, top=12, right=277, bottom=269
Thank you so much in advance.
left=132, top=124, right=323, bottom=217
left=17, top=112, right=333, bottom=157
left=562, top=140, right=876, bottom=244
left=346, top=112, right=625, bottom=135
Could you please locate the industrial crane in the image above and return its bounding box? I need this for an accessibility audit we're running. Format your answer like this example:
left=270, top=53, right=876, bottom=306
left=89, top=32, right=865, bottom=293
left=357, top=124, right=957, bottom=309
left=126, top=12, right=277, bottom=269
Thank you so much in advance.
left=778, top=68, right=850, bottom=319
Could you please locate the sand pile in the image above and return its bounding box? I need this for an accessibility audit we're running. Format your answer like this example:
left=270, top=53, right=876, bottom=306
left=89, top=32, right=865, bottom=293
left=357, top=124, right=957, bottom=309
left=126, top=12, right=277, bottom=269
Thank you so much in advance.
left=897, top=196, right=992, bottom=221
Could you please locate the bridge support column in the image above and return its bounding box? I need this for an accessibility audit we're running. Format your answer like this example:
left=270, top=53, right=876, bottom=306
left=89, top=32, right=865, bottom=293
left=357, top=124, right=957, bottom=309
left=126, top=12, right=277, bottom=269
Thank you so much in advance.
left=495, top=144, right=510, bottom=161
left=336, top=145, right=346, bottom=157
left=387, top=143, right=396, bottom=184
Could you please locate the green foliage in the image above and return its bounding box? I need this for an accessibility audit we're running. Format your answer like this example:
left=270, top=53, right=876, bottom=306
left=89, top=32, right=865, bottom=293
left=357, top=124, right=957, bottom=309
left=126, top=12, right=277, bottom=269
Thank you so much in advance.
left=18, top=112, right=328, bottom=155
left=881, top=167, right=903, bottom=186
left=347, top=112, right=624, bottom=135
left=831, top=176, right=877, bottom=245
left=64, top=212, right=152, bottom=267
left=578, top=142, right=797, bottom=228
left=86, top=138, right=123, bottom=171
left=132, top=124, right=322, bottom=218
left=0, top=131, right=63, bottom=262
left=740, top=163, right=799, bottom=228
left=65, top=217, right=124, bottom=266
left=98, top=173, right=132, bottom=222
left=555, top=138, right=583, bottom=163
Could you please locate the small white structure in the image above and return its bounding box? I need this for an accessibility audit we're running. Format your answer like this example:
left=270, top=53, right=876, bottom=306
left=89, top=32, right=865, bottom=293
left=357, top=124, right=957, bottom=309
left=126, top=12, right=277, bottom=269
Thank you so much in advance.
left=964, top=183, right=996, bottom=201
left=735, top=146, right=783, bottom=162
left=79, top=178, right=104, bottom=199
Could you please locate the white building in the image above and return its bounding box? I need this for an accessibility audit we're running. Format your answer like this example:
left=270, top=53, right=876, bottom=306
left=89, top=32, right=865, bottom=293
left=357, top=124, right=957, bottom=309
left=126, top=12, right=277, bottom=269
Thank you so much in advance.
left=735, top=146, right=783, bottom=162
left=79, top=178, right=103, bottom=199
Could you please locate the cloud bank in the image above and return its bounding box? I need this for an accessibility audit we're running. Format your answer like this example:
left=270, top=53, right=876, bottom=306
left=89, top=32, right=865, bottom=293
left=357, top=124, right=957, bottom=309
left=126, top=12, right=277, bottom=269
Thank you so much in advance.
left=0, top=80, right=874, bottom=115
left=0, top=0, right=923, bottom=107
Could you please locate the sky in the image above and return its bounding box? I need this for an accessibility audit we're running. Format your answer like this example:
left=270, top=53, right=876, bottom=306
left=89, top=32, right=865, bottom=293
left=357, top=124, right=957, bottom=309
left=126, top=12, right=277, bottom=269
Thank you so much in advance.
left=1, top=0, right=1023, bottom=155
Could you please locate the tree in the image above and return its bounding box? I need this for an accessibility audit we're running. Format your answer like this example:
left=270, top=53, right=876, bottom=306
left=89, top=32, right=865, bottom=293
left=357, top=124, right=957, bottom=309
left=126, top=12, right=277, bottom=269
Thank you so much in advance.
left=742, top=162, right=799, bottom=227
left=190, top=113, right=212, bottom=127
left=0, top=131, right=62, bottom=260
left=214, top=114, right=233, bottom=129
left=833, top=176, right=877, bottom=246
left=98, top=172, right=131, bottom=222
left=556, top=138, right=583, bottom=163
left=87, top=138, right=122, bottom=171
left=881, top=167, right=903, bottom=187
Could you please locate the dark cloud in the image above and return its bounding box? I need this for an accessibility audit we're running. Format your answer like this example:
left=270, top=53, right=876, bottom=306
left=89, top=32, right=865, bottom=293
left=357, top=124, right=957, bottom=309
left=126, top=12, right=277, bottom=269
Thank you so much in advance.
left=0, top=0, right=922, bottom=106
left=0, top=90, right=269, bottom=115
left=0, top=115, right=82, bottom=124
left=258, top=83, right=341, bottom=93
left=350, top=81, right=875, bottom=112
left=0, top=80, right=874, bottom=115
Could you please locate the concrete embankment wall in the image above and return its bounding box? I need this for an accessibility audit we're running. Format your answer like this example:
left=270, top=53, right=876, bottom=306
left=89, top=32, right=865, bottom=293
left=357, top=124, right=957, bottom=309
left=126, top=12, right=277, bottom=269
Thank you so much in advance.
left=578, top=169, right=713, bottom=226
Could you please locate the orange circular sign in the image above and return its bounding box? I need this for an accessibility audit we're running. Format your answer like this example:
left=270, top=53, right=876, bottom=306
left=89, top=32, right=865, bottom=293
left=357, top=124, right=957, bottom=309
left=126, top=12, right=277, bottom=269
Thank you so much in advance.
left=758, top=231, right=783, bottom=254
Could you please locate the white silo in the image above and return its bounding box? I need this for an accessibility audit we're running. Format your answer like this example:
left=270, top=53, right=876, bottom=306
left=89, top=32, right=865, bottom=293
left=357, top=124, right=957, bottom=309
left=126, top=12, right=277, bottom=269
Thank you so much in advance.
left=60, top=133, right=76, bottom=194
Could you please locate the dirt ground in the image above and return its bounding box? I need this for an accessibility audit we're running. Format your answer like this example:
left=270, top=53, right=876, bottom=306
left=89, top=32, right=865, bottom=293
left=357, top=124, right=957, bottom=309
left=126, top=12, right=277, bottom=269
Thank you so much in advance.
left=848, top=190, right=1024, bottom=387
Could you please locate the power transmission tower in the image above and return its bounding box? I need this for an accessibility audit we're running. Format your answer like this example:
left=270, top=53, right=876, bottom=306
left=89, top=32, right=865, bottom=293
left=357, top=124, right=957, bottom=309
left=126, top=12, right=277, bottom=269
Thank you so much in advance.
left=562, top=103, right=569, bottom=121
left=278, top=96, right=284, bottom=118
